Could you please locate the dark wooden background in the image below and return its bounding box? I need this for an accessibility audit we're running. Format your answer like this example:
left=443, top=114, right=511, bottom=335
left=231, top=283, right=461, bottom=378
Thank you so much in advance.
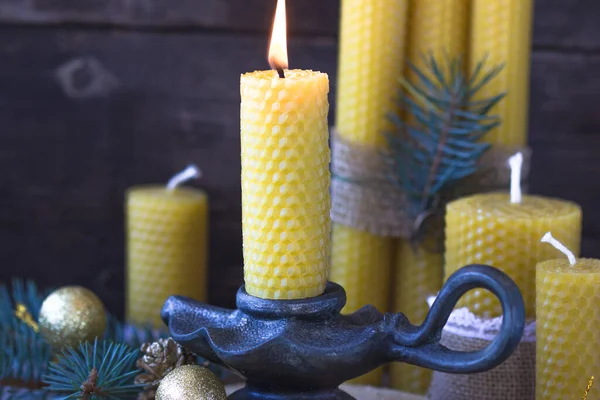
left=0, top=0, right=598, bottom=317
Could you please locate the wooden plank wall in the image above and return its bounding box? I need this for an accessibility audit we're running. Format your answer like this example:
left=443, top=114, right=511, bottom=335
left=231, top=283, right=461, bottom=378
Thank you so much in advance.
left=0, top=0, right=598, bottom=315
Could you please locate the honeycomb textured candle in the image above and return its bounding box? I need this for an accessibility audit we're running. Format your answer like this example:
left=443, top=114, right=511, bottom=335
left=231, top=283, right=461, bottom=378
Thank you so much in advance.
left=444, top=193, right=581, bottom=318
left=390, top=2, right=467, bottom=393
left=126, top=187, right=208, bottom=327
left=470, top=0, right=534, bottom=146
left=331, top=0, right=408, bottom=385
left=240, top=69, right=330, bottom=300
left=332, top=0, right=407, bottom=312
left=390, top=241, right=442, bottom=394
left=536, top=258, right=600, bottom=400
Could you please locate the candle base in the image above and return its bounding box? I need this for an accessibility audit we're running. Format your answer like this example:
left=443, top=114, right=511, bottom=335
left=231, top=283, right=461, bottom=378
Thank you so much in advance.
left=161, top=265, right=525, bottom=400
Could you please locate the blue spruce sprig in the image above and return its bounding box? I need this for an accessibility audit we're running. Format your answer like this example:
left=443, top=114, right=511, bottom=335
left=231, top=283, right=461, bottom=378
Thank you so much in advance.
left=42, top=339, right=142, bottom=399
left=385, top=54, right=505, bottom=230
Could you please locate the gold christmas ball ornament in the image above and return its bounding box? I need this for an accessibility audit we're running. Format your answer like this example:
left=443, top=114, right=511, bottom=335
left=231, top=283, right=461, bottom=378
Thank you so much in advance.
left=156, top=365, right=226, bottom=400
left=38, top=286, right=107, bottom=350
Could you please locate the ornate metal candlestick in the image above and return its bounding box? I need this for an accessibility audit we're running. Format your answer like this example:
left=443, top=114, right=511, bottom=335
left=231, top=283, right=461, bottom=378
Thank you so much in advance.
left=162, top=264, right=525, bottom=400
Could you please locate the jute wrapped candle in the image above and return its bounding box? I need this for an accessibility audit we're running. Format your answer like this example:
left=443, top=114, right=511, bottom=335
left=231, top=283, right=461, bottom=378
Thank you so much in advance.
left=536, top=233, right=600, bottom=400
left=391, top=0, right=468, bottom=394
left=331, top=0, right=408, bottom=317
left=331, top=0, right=408, bottom=385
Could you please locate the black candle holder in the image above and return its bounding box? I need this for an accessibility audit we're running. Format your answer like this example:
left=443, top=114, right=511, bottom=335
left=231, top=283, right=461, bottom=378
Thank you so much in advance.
left=161, top=264, right=525, bottom=400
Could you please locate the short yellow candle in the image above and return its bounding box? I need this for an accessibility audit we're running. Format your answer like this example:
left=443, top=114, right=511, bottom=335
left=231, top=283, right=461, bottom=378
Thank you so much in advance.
left=241, top=0, right=330, bottom=299
left=126, top=166, right=208, bottom=327
left=445, top=153, right=581, bottom=318
left=470, top=0, right=534, bottom=146
left=536, top=234, right=600, bottom=400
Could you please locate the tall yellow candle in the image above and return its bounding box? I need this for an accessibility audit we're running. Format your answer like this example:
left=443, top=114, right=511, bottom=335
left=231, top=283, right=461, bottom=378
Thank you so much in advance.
left=536, top=233, right=600, bottom=400
left=470, top=0, right=534, bottom=146
left=241, top=0, right=330, bottom=300
left=332, top=0, right=407, bottom=314
left=444, top=155, right=581, bottom=318
left=331, top=0, right=408, bottom=385
left=126, top=165, right=208, bottom=327
left=390, top=1, right=468, bottom=394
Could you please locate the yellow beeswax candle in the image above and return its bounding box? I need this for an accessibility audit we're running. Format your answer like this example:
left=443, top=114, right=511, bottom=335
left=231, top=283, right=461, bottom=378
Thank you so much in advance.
left=332, top=0, right=407, bottom=313
left=391, top=240, right=442, bottom=394
left=470, top=0, right=534, bottom=146
left=390, top=2, right=467, bottom=393
left=536, top=234, right=600, bottom=400
left=126, top=165, right=208, bottom=327
left=240, top=69, right=330, bottom=300
left=331, top=0, right=408, bottom=385
left=241, top=1, right=330, bottom=299
left=444, top=193, right=581, bottom=318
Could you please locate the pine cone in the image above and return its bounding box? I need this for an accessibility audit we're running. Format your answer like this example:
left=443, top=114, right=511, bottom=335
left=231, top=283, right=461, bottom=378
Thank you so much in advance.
left=135, top=338, right=196, bottom=400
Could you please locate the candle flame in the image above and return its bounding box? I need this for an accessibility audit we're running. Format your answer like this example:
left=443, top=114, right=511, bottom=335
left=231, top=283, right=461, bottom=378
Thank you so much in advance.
left=268, top=0, right=288, bottom=72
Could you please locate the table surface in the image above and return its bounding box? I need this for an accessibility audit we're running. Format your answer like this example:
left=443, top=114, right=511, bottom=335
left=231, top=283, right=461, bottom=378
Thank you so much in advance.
left=225, top=383, right=425, bottom=400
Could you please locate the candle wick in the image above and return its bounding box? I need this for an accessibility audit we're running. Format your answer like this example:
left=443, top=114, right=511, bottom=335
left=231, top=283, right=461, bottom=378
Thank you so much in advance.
left=276, top=67, right=285, bottom=79
left=509, top=152, right=523, bottom=204
left=166, top=165, right=201, bottom=191
left=541, top=231, right=577, bottom=266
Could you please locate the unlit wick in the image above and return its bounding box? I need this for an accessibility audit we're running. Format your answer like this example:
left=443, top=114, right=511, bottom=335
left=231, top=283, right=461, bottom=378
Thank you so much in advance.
left=541, top=231, right=577, bottom=266
left=166, top=165, right=202, bottom=191
left=509, top=152, right=523, bottom=204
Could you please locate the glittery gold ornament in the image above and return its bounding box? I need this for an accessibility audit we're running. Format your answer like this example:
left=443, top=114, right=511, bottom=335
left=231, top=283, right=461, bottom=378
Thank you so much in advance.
left=156, top=365, right=226, bottom=400
left=38, top=286, right=107, bottom=350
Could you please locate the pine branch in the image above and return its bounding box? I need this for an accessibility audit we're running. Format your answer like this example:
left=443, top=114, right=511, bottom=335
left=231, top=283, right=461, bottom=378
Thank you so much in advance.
left=0, top=278, right=227, bottom=395
left=42, top=339, right=142, bottom=399
left=385, top=54, right=505, bottom=232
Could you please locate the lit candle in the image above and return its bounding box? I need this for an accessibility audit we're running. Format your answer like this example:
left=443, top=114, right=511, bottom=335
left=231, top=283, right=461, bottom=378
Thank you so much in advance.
left=470, top=0, right=534, bottom=146
left=444, top=153, right=582, bottom=318
left=126, top=165, right=208, bottom=327
left=536, top=233, right=600, bottom=400
left=241, top=0, right=330, bottom=300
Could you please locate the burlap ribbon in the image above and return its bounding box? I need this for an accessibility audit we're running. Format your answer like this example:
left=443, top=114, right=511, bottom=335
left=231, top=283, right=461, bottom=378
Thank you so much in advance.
left=427, top=306, right=536, bottom=400
left=330, top=128, right=531, bottom=238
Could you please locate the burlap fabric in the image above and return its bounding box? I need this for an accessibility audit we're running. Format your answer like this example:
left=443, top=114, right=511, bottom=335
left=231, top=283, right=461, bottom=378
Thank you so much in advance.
left=427, top=306, right=536, bottom=400
left=330, top=128, right=532, bottom=238
left=330, top=129, right=410, bottom=238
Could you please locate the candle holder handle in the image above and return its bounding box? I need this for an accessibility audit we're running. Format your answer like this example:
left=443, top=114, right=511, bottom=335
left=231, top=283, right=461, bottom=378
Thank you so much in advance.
left=387, top=264, right=525, bottom=373
left=162, top=264, right=525, bottom=400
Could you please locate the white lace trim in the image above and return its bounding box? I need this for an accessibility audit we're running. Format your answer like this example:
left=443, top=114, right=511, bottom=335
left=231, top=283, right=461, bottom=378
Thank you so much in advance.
left=427, top=296, right=536, bottom=343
